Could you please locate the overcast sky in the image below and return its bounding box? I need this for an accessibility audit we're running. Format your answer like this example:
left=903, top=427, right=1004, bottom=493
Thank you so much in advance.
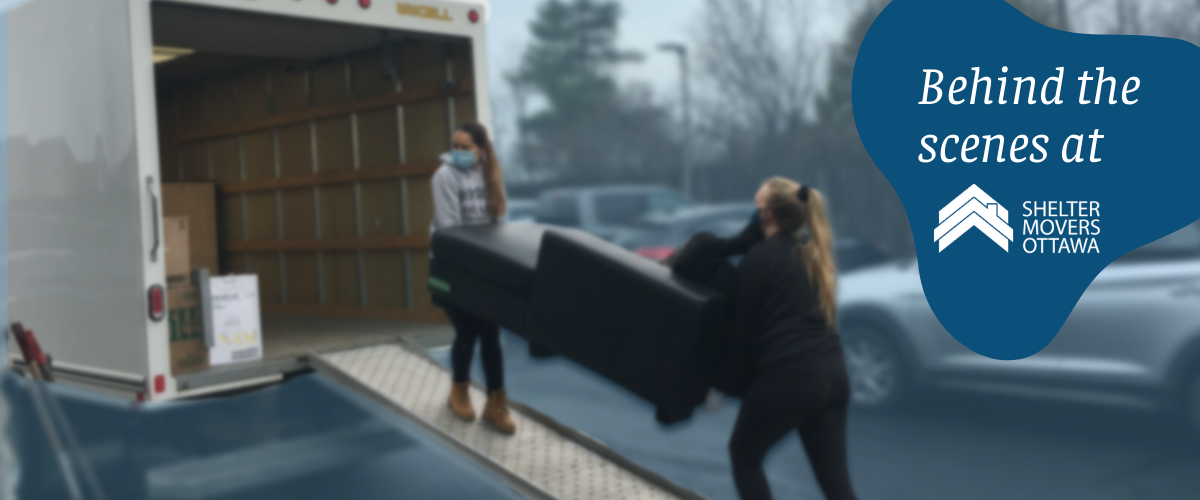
left=469, top=0, right=1162, bottom=165
left=484, top=0, right=856, bottom=97
left=482, top=0, right=711, bottom=156
left=487, top=0, right=704, bottom=96
left=476, top=0, right=858, bottom=162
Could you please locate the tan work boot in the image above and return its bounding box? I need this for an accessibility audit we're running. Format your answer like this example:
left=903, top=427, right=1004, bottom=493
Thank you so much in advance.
left=483, top=389, right=517, bottom=434
left=447, top=381, right=476, bottom=421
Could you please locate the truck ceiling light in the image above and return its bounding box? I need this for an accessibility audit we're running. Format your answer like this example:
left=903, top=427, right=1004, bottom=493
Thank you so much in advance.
left=152, top=46, right=194, bottom=64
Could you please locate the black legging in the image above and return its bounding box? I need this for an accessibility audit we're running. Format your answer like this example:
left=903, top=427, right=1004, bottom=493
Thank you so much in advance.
left=729, top=354, right=857, bottom=500
left=446, top=306, right=505, bottom=392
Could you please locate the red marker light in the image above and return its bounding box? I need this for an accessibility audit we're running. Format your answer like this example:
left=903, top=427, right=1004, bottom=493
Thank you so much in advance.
left=469, top=9, right=480, bottom=23
left=326, top=0, right=338, bottom=4
left=154, top=375, right=166, bottom=394
left=148, top=285, right=165, bottom=322
left=358, top=0, right=370, bottom=7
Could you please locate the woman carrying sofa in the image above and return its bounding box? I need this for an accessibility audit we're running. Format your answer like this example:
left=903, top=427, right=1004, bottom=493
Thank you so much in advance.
left=430, top=121, right=516, bottom=435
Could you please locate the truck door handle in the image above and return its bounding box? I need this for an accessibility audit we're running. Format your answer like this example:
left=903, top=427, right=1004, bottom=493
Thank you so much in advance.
left=147, top=176, right=160, bottom=263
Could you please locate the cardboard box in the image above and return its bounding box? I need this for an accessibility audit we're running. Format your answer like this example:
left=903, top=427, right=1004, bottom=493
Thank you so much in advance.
left=164, top=217, right=191, bottom=287
left=162, top=183, right=219, bottom=275
left=168, top=285, right=209, bottom=375
left=209, top=274, right=263, bottom=365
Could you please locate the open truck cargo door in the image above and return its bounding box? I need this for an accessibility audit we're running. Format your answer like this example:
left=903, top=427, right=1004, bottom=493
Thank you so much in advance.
left=7, top=0, right=492, bottom=401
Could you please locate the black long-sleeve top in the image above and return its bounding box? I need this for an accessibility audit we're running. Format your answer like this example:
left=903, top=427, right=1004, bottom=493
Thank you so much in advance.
left=733, top=232, right=841, bottom=373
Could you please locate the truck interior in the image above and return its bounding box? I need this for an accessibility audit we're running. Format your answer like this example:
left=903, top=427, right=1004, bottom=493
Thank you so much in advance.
left=149, top=1, right=473, bottom=388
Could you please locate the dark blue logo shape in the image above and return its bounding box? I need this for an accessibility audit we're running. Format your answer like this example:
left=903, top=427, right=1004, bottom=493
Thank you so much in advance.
left=853, top=0, right=1200, bottom=360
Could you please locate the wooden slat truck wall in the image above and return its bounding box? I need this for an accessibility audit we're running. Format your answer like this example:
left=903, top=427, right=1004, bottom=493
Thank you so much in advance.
left=157, top=38, right=476, bottom=323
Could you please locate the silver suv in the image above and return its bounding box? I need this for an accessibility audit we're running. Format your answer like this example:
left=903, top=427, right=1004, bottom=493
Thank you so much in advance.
left=534, top=186, right=692, bottom=242
left=838, top=221, right=1200, bottom=435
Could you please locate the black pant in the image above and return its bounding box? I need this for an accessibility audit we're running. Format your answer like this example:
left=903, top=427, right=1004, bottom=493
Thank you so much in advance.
left=729, top=354, right=857, bottom=500
left=446, top=306, right=505, bottom=392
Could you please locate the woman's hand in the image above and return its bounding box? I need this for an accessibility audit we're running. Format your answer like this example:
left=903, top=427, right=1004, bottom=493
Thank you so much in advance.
left=723, top=212, right=766, bottom=256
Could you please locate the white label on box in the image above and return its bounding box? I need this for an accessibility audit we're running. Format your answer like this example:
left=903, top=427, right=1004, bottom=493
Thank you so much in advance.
left=208, top=275, right=263, bottom=365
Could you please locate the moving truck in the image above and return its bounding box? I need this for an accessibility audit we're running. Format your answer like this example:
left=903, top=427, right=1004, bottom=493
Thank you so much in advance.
left=5, top=0, right=492, bottom=401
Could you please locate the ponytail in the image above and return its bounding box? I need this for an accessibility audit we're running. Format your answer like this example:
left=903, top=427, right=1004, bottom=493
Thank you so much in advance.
left=762, top=177, right=838, bottom=327
left=800, top=188, right=837, bottom=326
left=456, top=121, right=507, bottom=220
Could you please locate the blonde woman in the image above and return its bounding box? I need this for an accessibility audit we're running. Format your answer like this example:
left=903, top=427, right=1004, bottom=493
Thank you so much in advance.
left=726, top=177, right=857, bottom=500
left=431, top=121, right=515, bottom=434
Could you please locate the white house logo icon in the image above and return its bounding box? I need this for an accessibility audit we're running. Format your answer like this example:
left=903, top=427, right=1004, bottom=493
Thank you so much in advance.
left=934, top=184, right=1014, bottom=252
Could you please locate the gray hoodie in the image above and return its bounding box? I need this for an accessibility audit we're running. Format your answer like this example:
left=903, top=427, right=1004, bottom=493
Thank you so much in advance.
left=430, top=152, right=503, bottom=235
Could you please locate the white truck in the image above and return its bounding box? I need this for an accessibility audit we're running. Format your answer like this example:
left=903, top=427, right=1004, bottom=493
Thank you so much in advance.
left=5, top=0, right=492, bottom=401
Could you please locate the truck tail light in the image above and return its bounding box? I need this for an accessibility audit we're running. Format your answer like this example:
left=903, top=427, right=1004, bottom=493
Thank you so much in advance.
left=149, top=285, right=165, bottom=322
left=154, top=375, right=165, bottom=394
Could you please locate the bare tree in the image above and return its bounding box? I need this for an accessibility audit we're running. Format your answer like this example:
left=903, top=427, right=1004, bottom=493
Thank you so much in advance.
left=694, top=0, right=823, bottom=141
left=685, top=0, right=1140, bottom=256
left=689, top=0, right=917, bottom=256
left=1128, top=0, right=1200, bottom=43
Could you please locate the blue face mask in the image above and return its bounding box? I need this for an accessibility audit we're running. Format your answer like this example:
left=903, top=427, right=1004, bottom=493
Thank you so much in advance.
left=450, top=150, right=477, bottom=171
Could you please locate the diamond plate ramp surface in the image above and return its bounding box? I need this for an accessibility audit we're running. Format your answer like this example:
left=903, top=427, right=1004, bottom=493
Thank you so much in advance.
left=312, top=341, right=706, bottom=500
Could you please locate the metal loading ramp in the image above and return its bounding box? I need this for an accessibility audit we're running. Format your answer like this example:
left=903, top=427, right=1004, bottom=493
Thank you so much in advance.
left=309, top=339, right=707, bottom=500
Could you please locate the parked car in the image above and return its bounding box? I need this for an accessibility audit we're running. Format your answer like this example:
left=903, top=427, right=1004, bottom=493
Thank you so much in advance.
left=613, top=203, right=757, bottom=260
left=837, top=221, right=1200, bottom=435
left=2, top=370, right=530, bottom=499
left=506, top=198, right=539, bottom=223
left=534, top=186, right=693, bottom=241
left=834, top=239, right=893, bottom=274
left=613, top=203, right=892, bottom=273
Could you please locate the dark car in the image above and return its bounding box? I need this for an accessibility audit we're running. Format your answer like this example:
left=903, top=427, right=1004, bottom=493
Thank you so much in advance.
left=613, top=203, right=891, bottom=273
left=2, top=371, right=530, bottom=500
